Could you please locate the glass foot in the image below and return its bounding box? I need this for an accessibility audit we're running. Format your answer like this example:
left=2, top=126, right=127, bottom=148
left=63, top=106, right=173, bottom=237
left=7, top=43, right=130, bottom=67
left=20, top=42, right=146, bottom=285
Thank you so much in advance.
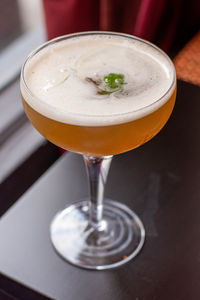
left=50, top=199, right=145, bottom=270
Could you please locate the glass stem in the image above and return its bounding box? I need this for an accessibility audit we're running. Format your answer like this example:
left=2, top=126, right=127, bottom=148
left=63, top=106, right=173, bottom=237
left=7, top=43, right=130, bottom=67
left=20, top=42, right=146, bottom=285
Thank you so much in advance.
left=83, top=155, right=113, bottom=228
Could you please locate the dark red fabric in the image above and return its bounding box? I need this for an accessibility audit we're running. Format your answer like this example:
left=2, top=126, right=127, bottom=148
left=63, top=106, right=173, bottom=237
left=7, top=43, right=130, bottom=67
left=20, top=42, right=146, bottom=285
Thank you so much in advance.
left=42, top=0, right=199, bottom=53
left=43, top=0, right=99, bottom=39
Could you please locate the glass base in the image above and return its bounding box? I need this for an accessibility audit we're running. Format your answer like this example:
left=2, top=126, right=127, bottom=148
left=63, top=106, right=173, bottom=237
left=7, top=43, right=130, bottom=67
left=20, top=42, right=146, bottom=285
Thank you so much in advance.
left=50, top=199, right=145, bottom=270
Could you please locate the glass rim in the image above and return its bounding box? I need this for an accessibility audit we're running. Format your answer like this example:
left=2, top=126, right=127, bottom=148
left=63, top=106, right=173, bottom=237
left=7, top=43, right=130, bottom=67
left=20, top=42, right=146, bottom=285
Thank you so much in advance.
left=20, top=31, right=176, bottom=123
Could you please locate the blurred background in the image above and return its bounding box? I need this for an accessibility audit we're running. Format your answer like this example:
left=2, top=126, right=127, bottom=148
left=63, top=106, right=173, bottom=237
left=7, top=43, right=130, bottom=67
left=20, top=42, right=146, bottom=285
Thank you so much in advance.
left=0, top=0, right=45, bottom=89
left=0, top=0, right=199, bottom=213
left=0, top=0, right=58, bottom=215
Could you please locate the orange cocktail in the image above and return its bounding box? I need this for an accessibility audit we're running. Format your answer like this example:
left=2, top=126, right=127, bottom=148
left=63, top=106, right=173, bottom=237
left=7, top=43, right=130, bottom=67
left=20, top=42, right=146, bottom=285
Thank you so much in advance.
left=22, top=88, right=176, bottom=156
left=20, top=32, right=176, bottom=270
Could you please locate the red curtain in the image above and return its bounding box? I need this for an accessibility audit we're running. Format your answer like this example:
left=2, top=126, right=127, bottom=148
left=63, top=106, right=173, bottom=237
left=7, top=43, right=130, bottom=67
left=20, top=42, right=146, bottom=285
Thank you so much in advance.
left=42, top=0, right=199, bottom=53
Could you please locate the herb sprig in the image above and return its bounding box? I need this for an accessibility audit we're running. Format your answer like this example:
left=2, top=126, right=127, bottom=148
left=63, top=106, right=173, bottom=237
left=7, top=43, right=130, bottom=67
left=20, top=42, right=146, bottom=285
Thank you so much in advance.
left=86, top=73, right=126, bottom=95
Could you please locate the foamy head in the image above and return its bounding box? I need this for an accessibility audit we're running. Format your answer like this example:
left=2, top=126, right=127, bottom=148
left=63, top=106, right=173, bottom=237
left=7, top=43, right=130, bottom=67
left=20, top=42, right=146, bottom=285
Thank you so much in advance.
left=21, top=32, right=176, bottom=126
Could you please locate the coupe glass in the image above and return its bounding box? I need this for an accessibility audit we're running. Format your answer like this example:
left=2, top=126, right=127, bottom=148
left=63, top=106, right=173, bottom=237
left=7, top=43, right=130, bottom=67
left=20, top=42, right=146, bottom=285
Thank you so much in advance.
left=20, top=31, right=176, bottom=270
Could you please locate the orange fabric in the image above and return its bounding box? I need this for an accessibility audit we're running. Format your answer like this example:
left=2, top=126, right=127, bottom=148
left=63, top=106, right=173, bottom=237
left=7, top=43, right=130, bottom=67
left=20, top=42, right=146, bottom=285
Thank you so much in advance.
left=174, top=31, right=200, bottom=86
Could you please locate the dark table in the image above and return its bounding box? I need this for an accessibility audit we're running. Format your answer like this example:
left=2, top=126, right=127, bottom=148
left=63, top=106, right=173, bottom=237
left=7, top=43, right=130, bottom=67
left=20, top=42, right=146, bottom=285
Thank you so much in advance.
left=0, top=80, right=200, bottom=300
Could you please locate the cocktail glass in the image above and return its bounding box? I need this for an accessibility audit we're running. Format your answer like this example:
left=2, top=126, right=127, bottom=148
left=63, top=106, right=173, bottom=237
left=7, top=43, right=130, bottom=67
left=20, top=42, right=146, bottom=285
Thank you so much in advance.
left=20, top=31, right=176, bottom=270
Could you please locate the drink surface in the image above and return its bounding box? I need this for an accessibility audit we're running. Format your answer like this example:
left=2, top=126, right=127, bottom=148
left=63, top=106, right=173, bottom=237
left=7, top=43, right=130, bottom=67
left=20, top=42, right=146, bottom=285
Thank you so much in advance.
left=21, top=32, right=176, bottom=155
left=21, top=33, right=175, bottom=127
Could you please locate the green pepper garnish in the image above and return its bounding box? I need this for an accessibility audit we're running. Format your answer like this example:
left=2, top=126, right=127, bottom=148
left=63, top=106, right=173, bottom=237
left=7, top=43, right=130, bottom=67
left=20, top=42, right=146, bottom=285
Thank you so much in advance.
left=103, top=73, right=125, bottom=91
left=86, top=73, right=126, bottom=95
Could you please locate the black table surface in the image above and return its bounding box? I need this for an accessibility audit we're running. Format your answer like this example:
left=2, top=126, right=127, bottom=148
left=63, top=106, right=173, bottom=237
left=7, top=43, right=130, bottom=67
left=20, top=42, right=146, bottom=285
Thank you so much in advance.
left=0, top=80, right=200, bottom=300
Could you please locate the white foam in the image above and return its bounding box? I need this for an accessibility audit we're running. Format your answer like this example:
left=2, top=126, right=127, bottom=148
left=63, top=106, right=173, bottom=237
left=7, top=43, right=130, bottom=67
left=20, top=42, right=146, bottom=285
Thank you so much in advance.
left=21, top=33, right=176, bottom=126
